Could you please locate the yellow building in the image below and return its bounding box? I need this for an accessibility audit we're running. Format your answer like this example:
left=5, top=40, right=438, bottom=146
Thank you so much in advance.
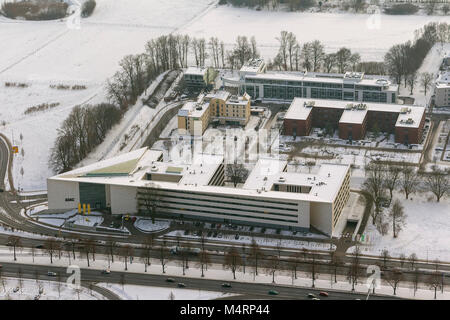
left=178, top=90, right=251, bottom=136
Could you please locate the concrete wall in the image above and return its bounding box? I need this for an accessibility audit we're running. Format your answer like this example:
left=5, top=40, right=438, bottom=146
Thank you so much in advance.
left=310, top=201, right=333, bottom=236
left=110, top=185, right=138, bottom=215
left=47, top=179, right=79, bottom=211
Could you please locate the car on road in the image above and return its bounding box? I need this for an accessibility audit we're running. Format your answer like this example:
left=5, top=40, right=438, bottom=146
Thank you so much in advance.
left=166, top=278, right=175, bottom=283
left=0, top=188, right=4, bottom=192
left=312, top=297, right=320, bottom=300
left=307, top=293, right=316, bottom=299
left=234, top=234, right=239, bottom=240
left=221, top=283, right=232, bottom=288
left=319, top=291, right=329, bottom=297
left=101, top=269, right=110, bottom=275
left=13, top=287, right=19, bottom=293
left=268, top=290, right=279, bottom=295
left=47, top=271, right=57, bottom=277
left=177, top=283, right=186, bottom=288
left=35, top=244, right=44, bottom=249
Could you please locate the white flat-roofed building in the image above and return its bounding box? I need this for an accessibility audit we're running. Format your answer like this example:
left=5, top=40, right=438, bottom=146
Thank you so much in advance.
left=223, top=59, right=398, bottom=104
left=47, top=148, right=351, bottom=236
left=435, top=71, right=450, bottom=108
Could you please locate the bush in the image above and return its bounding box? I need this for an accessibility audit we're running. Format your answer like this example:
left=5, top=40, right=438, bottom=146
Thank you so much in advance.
left=1, top=0, right=68, bottom=21
left=384, top=4, right=419, bottom=15
left=81, top=0, right=96, bottom=18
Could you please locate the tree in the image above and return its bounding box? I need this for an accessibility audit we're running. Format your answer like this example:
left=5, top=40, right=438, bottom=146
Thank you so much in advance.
left=310, top=40, right=325, bottom=72
left=106, top=238, right=116, bottom=264
left=385, top=269, right=403, bottom=295
left=389, top=199, right=407, bottom=238
left=120, top=245, right=134, bottom=271
left=226, top=162, right=249, bottom=187
left=399, top=253, right=406, bottom=268
left=381, top=249, right=390, bottom=269
left=408, top=253, right=417, bottom=270
left=224, top=247, right=242, bottom=280
left=363, top=162, right=386, bottom=224
left=7, top=235, right=22, bottom=261
left=348, top=246, right=361, bottom=291
left=198, top=249, right=211, bottom=278
left=407, top=72, right=417, bottom=95
left=265, top=255, right=280, bottom=283
left=420, top=72, right=433, bottom=96
left=423, top=166, right=449, bottom=202
left=412, top=268, right=420, bottom=296
left=400, top=165, right=418, bottom=200
left=138, top=183, right=161, bottom=223
left=159, top=237, right=170, bottom=274
left=323, top=53, right=336, bottom=73
left=248, top=240, right=264, bottom=277
left=384, top=166, right=401, bottom=203
left=309, top=253, right=318, bottom=288
left=143, top=235, right=154, bottom=272
left=44, top=238, right=60, bottom=264
left=429, top=272, right=442, bottom=299
left=336, top=47, right=358, bottom=73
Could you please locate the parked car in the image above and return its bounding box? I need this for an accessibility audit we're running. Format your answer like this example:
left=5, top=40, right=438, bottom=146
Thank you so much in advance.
left=47, top=272, right=57, bottom=277
left=35, top=244, right=44, bottom=249
left=234, top=234, right=240, bottom=240
left=207, top=231, right=212, bottom=237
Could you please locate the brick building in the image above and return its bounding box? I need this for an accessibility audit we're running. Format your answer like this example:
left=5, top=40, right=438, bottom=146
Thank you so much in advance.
left=284, top=98, right=426, bottom=144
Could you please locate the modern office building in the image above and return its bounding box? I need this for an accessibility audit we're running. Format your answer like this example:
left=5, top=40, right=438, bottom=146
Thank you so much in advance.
left=223, top=58, right=398, bottom=104
left=283, top=98, right=426, bottom=144
left=47, top=147, right=351, bottom=236
left=178, top=90, right=251, bottom=135
left=435, top=71, right=450, bottom=108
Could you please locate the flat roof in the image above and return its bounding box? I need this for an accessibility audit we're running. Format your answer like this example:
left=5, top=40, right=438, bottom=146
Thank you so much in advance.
left=340, top=108, right=368, bottom=124
left=285, top=98, right=425, bottom=128
left=49, top=148, right=350, bottom=204
left=185, top=66, right=207, bottom=76
left=436, top=71, right=450, bottom=88
left=179, top=101, right=210, bottom=118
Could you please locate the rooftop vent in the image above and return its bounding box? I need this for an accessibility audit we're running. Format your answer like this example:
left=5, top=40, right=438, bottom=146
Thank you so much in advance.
left=278, top=177, right=286, bottom=183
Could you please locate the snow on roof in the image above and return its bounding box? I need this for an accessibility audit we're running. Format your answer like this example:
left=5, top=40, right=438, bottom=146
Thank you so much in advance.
left=243, top=158, right=350, bottom=202
left=436, top=71, right=450, bottom=88
left=50, top=148, right=349, bottom=204
left=205, top=90, right=230, bottom=101
left=179, top=101, right=210, bottom=118
left=285, top=98, right=425, bottom=128
left=185, top=66, right=207, bottom=76
left=240, top=58, right=266, bottom=74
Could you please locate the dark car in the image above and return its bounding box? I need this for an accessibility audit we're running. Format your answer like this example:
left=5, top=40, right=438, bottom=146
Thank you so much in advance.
left=221, top=283, right=232, bottom=288
left=207, top=231, right=212, bottom=237
left=0, top=188, right=4, bottom=192
left=35, top=244, right=44, bottom=249
left=268, top=290, right=279, bottom=295
left=234, top=234, right=239, bottom=240
left=166, top=278, right=175, bottom=283
left=177, top=283, right=186, bottom=288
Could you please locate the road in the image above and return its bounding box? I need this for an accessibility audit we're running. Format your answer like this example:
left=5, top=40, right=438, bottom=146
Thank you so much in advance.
left=0, top=261, right=400, bottom=300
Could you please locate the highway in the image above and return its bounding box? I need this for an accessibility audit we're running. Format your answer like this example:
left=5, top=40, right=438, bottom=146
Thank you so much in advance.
left=0, top=261, right=401, bottom=300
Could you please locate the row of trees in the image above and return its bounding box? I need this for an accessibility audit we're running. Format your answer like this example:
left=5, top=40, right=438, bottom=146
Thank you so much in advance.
left=384, top=22, right=449, bottom=88
left=363, top=162, right=449, bottom=237
left=4, top=234, right=447, bottom=298
left=49, top=103, right=122, bottom=173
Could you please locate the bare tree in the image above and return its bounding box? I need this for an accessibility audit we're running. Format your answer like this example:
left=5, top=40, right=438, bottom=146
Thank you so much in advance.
left=381, top=249, right=390, bottom=269
left=363, top=162, right=386, bottom=224
left=265, top=255, right=280, bottom=284
left=412, top=268, right=420, bottom=296
left=120, top=245, right=134, bottom=271
left=310, top=40, right=325, bottom=72
left=143, top=235, right=154, bottom=272
left=389, top=199, right=407, bottom=238
left=159, top=237, right=170, bottom=274
left=407, top=72, right=417, bottom=95
left=249, top=240, right=264, bottom=277
left=226, top=163, right=249, bottom=187
left=137, top=183, right=161, bottom=223
left=423, top=166, right=449, bottom=202
left=408, top=253, right=417, bottom=270
left=44, top=238, right=59, bottom=264
left=384, top=166, right=401, bottom=203
left=385, top=269, right=403, bottom=295
left=7, top=235, right=22, bottom=261
left=420, top=72, right=433, bottom=96
left=399, top=253, right=406, bottom=268
left=223, top=247, right=242, bottom=280
left=348, top=246, right=361, bottom=291
left=429, top=272, right=442, bottom=299
left=197, top=249, right=211, bottom=278
left=106, top=237, right=116, bottom=264
left=401, top=165, right=418, bottom=200
left=309, top=253, right=318, bottom=288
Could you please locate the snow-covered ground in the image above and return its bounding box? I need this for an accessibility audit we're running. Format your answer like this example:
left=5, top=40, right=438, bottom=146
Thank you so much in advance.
left=358, top=192, right=450, bottom=262
left=134, top=218, right=170, bottom=233
left=180, top=6, right=449, bottom=62
left=0, top=277, right=105, bottom=300
left=0, top=0, right=215, bottom=191
left=98, top=283, right=236, bottom=300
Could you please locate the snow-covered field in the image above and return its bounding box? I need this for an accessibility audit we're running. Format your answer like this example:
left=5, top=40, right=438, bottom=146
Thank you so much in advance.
left=358, top=192, right=450, bottom=262
left=0, top=277, right=104, bottom=300
left=0, top=0, right=215, bottom=191
left=98, top=283, right=236, bottom=300
left=180, top=6, right=449, bottom=62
